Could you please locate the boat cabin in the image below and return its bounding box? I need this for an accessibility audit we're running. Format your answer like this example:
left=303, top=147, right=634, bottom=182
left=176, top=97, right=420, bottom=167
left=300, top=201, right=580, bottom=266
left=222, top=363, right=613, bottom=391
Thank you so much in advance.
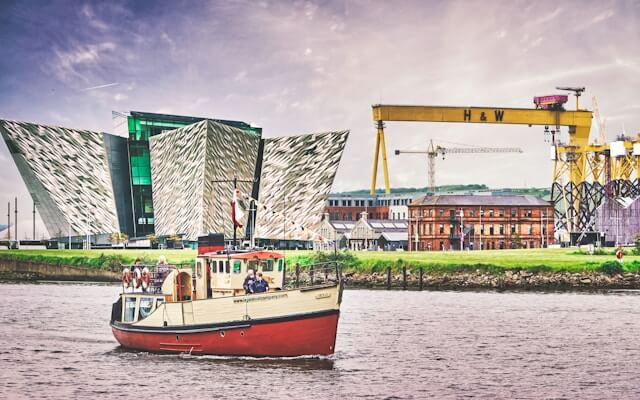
left=114, top=249, right=286, bottom=324
left=152, top=250, right=285, bottom=302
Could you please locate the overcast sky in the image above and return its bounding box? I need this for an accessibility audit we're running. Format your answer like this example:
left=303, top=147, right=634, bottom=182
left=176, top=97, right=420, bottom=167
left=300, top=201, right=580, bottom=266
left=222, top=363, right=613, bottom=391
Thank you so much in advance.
left=1, top=0, right=639, bottom=239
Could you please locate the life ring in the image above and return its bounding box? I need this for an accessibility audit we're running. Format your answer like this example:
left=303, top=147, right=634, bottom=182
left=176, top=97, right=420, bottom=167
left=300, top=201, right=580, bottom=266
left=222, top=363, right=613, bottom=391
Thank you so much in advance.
left=141, top=267, right=151, bottom=291
left=121, top=268, right=131, bottom=288
left=132, top=267, right=142, bottom=289
left=616, top=249, right=624, bottom=260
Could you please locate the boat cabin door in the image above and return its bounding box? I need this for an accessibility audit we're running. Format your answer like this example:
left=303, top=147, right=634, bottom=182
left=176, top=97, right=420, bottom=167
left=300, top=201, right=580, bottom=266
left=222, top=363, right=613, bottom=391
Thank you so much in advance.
left=215, top=259, right=230, bottom=288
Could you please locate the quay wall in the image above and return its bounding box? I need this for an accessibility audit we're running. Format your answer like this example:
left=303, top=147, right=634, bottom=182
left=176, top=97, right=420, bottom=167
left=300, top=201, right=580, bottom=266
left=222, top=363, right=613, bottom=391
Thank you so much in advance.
left=0, top=257, right=120, bottom=282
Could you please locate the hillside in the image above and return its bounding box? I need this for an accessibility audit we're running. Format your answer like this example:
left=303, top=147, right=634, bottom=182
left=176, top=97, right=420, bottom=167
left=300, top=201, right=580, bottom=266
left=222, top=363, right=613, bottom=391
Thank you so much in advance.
left=335, top=185, right=550, bottom=199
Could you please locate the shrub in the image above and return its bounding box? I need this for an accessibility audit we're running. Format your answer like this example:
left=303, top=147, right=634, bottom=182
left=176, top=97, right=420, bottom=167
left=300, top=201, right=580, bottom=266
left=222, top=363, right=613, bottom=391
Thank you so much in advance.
left=598, top=261, right=624, bottom=275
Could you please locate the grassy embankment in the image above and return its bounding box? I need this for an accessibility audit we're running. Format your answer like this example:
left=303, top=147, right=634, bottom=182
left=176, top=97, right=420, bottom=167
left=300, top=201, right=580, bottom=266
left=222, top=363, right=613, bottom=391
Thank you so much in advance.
left=0, top=249, right=196, bottom=270
left=1, top=248, right=639, bottom=274
left=285, top=248, right=640, bottom=274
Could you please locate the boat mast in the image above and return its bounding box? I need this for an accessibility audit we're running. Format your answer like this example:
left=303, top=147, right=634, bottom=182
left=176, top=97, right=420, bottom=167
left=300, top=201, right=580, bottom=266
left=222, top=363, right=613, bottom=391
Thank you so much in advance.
left=212, top=176, right=256, bottom=247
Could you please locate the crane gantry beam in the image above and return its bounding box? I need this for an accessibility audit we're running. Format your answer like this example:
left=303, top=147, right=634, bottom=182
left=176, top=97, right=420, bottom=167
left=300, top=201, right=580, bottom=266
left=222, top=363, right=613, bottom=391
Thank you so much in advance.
left=370, top=104, right=592, bottom=193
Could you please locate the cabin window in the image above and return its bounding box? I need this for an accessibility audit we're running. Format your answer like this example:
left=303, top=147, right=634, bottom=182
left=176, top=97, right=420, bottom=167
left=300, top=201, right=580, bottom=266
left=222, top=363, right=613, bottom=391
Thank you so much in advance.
left=218, top=260, right=224, bottom=273
left=262, top=259, right=274, bottom=272
left=233, top=261, right=242, bottom=274
left=225, top=261, right=230, bottom=274
left=156, top=298, right=164, bottom=308
left=138, top=297, right=154, bottom=320
left=278, top=259, right=283, bottom=272
left=124, top=297, right=137, bottom=322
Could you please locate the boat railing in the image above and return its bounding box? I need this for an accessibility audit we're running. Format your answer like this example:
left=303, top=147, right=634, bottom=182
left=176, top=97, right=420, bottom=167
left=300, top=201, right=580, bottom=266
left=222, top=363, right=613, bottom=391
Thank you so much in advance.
left=284, top=261, right=342, bottom=290
left=120, top=263, right=192, bottom=294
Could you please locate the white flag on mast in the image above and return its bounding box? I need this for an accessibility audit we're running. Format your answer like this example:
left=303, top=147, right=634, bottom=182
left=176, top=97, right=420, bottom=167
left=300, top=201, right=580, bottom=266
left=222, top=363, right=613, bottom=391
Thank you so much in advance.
left=232, top=189, right=245, bottom=227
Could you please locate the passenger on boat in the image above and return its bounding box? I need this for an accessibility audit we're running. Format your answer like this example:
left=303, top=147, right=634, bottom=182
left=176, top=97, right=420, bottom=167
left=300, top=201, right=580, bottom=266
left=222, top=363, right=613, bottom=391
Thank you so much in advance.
left=243, top=269, right=255, bottom=294
left=252, top=272, right=269, bottom=293
left=154, top=256, right=171, bottom=290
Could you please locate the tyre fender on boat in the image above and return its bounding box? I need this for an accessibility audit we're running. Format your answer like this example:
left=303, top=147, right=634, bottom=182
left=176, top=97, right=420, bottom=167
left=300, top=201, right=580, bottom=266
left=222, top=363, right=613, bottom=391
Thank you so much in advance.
left=121, top=268, right=131, bottom=288
left=141, top=267, right=151, bottom=291
left=132, top=267, right=142, bottom=289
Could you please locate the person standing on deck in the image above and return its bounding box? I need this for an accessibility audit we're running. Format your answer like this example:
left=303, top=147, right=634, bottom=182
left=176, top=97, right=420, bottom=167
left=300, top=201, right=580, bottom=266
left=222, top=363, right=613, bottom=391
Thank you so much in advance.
left=243, top=269, right=255, bottom=294
left=252, top=272, right=269, bottom=293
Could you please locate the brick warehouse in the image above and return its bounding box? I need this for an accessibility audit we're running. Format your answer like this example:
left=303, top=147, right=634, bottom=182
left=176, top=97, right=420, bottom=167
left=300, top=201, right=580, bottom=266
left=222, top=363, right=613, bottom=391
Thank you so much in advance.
left=408, top=195, right=555, bottom=251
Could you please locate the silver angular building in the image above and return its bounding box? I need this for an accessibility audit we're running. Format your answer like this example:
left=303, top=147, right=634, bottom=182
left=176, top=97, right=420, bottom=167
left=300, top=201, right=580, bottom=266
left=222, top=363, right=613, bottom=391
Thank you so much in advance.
left=254, top=131, right=350, bottom=239
left=149, top=120, right=260, bottom=239
left=149, top=123, right=349, bottom=241
left=0, top=120, right=120, bottom=237
left=1, top=111, right=349, bottom=245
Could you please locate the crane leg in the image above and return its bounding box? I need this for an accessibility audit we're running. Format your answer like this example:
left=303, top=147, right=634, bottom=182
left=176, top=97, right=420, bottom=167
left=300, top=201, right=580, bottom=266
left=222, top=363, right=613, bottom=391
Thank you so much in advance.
left=378, top=123, right=391, bottom=194
left=370, top=124, right=381, bottom=195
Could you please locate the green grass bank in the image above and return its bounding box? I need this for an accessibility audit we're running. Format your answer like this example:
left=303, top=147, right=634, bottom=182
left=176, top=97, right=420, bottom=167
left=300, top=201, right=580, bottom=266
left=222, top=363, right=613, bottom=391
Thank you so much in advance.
left=1, top=248, right=638, bottom=274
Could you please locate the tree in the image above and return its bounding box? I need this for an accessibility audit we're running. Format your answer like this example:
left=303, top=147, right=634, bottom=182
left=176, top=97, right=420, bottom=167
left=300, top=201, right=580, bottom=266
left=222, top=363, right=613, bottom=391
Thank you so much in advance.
left=109, top=232, right=129, bottom=245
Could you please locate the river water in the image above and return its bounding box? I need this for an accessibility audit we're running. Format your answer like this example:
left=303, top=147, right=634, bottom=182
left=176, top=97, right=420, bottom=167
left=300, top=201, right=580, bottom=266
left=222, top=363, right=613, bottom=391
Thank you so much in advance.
left=1, top=283, right=639, bottom=399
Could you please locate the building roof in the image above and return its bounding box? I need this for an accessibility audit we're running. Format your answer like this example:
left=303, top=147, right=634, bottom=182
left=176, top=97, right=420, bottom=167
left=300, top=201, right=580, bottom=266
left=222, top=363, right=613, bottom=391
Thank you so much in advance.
left=328, top=221, right=356, bottom=232
left=366, top=219, right=408, bottom=232
left=410, top=194, right=550, bottom=207
left=379, top=232, right=408, bottom=242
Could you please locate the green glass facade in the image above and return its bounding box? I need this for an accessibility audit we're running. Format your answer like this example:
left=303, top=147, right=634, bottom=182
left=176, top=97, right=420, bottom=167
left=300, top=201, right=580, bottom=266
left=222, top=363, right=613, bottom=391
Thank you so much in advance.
left=126, top=111, right=261, bottom=237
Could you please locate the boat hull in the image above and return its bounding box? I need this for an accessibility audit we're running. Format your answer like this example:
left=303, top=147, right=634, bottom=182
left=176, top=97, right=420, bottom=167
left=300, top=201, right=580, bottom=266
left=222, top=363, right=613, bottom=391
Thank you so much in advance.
left=111, top=310, right=339, bottom=357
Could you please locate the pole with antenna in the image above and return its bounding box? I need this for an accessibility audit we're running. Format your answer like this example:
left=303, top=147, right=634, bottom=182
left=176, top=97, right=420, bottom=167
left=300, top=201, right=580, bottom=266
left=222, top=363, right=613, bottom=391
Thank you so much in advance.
left=14, top=197, right=17, bottom=244
left=7, top=202, right=10, bottom=242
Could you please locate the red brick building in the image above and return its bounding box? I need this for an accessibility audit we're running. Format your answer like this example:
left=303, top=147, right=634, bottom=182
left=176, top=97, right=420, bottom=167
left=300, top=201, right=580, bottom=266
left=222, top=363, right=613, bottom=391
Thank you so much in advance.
left=408, top=195, right=555, bottom=251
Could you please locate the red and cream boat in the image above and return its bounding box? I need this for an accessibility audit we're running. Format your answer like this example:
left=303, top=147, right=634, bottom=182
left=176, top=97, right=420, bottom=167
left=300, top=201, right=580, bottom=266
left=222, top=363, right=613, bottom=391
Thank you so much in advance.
left=110, top=246, right=343, bottom=357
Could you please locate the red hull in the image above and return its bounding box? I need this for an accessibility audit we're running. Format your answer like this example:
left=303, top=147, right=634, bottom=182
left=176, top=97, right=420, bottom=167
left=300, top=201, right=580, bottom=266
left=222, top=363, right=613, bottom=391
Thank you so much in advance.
left=112, top=311, right=339, bottom=357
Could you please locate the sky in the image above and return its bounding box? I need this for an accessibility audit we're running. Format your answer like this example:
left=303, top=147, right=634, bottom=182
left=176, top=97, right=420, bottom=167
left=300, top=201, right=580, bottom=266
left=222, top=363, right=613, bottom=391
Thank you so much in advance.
left=0, top=0, right=639, bottom=239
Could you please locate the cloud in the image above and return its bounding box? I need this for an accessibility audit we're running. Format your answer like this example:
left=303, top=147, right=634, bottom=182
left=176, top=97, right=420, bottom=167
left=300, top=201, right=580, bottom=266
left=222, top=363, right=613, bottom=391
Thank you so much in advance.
left=573, top=8, right=615, bottom=31
left=50, top=42, right=117, bottom=84
left=83, top=82, right=119, bottom=91
left=1, top=0, right=639, bottom=194
left=532, top=7, right=563, bottom=25
left=81, top=3, right=109, bottom=31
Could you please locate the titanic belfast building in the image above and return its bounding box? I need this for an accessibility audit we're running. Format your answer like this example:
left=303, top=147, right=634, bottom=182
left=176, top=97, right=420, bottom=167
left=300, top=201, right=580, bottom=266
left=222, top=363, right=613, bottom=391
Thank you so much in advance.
left=0, top=111, right=348, bottom=243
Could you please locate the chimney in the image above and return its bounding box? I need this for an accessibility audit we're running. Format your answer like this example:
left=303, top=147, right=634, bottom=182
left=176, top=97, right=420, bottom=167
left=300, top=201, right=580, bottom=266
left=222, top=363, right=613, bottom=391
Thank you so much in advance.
left=323, top=212, right=330, bottom=221
left=360, top=211, right=368, bottom=221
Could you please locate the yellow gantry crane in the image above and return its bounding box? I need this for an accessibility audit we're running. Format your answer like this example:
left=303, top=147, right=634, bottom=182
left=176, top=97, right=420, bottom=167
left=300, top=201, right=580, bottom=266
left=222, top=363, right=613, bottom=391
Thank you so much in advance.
left=370, top=89, right=596, bottom=233
left=394, top=139, right=523, bottom=192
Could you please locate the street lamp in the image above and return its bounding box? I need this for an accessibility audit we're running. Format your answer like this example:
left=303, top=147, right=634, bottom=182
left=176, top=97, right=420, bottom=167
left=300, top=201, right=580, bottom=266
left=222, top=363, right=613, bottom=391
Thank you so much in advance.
left=459, top=208, right=464, bottom=251
left=479, top=207, right=483, bottom=251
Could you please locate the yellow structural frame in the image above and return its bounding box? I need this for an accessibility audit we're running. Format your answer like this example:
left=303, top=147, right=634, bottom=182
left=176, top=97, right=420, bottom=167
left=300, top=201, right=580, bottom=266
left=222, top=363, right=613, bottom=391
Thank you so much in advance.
left=370, top=104, right=593, bottom=194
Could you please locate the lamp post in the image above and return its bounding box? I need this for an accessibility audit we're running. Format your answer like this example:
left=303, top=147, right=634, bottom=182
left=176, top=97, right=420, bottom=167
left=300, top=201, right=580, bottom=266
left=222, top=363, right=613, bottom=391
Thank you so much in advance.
left=479, top=206, right=483, bottom=251
left=460, top=208, right=464, bottom=251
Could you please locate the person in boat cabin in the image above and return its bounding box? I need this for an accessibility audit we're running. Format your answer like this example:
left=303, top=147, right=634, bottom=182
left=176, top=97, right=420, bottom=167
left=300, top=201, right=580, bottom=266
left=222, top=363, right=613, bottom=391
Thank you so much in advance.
left=252, top=272, right=269, bottom=293
left=243, top=269, right=256, bottom=294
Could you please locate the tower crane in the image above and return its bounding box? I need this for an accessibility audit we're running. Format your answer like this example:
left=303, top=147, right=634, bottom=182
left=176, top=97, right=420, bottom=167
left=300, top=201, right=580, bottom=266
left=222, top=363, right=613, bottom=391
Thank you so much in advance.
left=394, top=139, right=523, bottom=192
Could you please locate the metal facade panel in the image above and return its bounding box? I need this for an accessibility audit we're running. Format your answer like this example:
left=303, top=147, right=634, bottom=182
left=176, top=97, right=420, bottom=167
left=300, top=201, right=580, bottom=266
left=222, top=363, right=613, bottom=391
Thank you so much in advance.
left=255, top=130, right=349, bottom=239
left=0, top=120, right=120, bottom=236
left=150, top=120, right=260, bottom=240
left=149, top=120, right=208, bottom=240
left=202, top=120, right=260, bottom=238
